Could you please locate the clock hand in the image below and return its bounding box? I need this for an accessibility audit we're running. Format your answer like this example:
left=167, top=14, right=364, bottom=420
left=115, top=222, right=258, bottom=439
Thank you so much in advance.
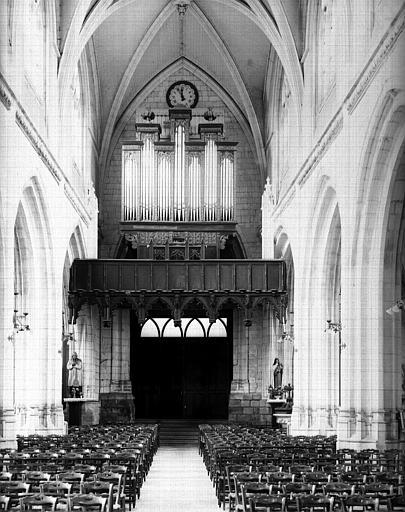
left=180, top=86, right=185, bottom=101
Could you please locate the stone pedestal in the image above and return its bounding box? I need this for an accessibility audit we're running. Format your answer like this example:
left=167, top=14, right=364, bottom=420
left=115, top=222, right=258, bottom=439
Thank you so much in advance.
left=99, top=392, right=135, bottom=424
left=228, top=391, right=272, bottom=425
left=64, top=398, right=100, bottom=426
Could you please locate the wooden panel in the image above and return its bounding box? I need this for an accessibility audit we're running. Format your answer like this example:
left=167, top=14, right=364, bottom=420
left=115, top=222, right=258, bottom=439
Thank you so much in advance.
left=188, top=264, right=203, bottom=290
left=152, top=264, right=168, bottom=290
left=121, top=263, right=136, bottom=290
left=136, top=263, right=152, bottom=290
left=91, top=263, right=104, bottom=290
left=73, top=262, right=90, bottom=291
left=267, top=262, right=282, bottom=290
left=219, top=263, right=234, bottom=290
left=251, top=263, right=265, bottom=291
left=168, top=263, right=186, bottom=289
left=235, top=263, right=249, bottom=290
left=105, top=263, right=120, bottom=290
left=204, top=264, right=218, bottom=290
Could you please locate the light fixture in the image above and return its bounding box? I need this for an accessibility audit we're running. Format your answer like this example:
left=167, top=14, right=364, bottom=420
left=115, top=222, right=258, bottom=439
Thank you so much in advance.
left=8, top=292, right=29, bottom=341
left=63, top=323, right=75, bottom=344
left=277, top=329, right=294, bottom=344
left=203, top=107, right=217, bottom=121
left=325, top=319, right=342, bottom=333
left=141, top=110, right=155, bottom=122
left=386, top=298, right=404, bottom=315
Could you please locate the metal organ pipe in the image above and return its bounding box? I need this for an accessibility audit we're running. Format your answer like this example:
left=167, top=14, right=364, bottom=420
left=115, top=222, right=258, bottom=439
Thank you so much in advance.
left=123, top=130, right=234, bottom=224
left=204, top=138, right=217, bottom=221
left=174, top=124, right=185, bottom=221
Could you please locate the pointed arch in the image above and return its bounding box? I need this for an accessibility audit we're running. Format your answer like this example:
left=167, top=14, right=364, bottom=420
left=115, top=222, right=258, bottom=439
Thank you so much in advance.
left=100, top=57, right=262, bottom=191
left=13, top=177, right=56, bottom=416
left=59, top=0, right=303, bottom=154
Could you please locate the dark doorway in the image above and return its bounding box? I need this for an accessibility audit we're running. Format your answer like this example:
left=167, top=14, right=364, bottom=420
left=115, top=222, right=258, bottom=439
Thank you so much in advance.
left=131, top=314, right=232, bottom=419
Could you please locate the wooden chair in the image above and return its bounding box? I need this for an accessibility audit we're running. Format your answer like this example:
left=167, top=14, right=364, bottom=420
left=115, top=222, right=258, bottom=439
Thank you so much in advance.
left=248, top=494, right=286, bottom=512
left=0, top=496, right=10, bottom=511
left=362, top=483, right=394, bottom=506
left=56, top=473, right=84, bottom=494
left=342, top=495, right=379, bottom=512
left=40, top=481, right=72, bottom=509
left=388, top=496, right=405, bottom=512
left=71, top=466, right=97, bottom=481
left=266, top=472, right=295, bottom=485
left=93, top=473, right=124, bottom=512
left=304, top=472, right=330, bottom=493
left=80, top=482, right=113, bottom=512
left=22, top=473, right=51, bottom=493
left=323, top=482, right=354, bottom=509
left=19, top=494, right=57, bottom=512
left=1, top=482, right=31, bottom=508
left=284, top=483, right=314, bottom=497
left=232, top=477, right=245, bottom=512
left=68, top=494, right=107, bottom=512
left=296, top=495, right=334, bottom=512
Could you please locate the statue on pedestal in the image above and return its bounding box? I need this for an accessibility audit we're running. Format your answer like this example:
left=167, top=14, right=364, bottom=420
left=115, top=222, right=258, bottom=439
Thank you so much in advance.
left=273, top=358, right=283, bottom=388
left=67, top=352, right=83, bottom=398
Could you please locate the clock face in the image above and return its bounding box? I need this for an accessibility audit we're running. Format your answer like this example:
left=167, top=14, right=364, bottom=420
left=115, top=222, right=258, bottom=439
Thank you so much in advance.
left=166, top=81, right=199, bottom=108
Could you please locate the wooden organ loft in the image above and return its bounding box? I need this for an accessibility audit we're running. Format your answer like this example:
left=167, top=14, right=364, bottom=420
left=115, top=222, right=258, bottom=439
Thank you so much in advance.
left=68, top=106, right=288, bottom=423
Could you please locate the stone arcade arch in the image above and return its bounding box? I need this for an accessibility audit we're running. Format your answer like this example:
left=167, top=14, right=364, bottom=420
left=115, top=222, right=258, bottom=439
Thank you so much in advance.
left=335, top=92, right=405, bottom=449
left=9, top=178, right=63, bottom=436
left=291, top=180, right=342, bottom=437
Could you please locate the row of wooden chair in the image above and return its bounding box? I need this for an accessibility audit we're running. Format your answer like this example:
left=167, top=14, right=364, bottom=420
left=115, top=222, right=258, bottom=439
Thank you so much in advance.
left=198, top=424, right=404, bottom=512
left=1, top=424, right=159, bottom=511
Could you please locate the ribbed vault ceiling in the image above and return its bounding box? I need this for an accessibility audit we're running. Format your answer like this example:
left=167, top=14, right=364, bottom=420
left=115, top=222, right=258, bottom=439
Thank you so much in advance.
left=58, top=0, right=304, bottom=181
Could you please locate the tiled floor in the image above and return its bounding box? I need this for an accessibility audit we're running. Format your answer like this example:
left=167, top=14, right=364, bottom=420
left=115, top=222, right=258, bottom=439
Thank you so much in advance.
left=134, top=446, right=221, bottom=511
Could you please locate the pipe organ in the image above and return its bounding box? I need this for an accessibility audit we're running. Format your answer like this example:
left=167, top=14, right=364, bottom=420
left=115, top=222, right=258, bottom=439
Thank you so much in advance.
left=122, top=109, right=236, bottom=223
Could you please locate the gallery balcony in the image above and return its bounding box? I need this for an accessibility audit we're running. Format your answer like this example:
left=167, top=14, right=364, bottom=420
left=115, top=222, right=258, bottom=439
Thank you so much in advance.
left=69, top=258, right=287, bottom=325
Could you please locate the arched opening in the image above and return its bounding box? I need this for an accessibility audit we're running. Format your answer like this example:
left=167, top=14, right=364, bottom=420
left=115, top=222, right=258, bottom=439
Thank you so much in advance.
left=131, top=312, right=233, bottom=419
left=12, top=179, right=57, bottom=433
left=323, top=205, right=342, bottom=409
left=383, top=143, right=405, bottom=441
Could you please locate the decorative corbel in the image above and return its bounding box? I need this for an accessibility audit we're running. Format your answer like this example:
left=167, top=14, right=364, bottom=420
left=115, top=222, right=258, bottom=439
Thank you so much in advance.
left=243, top=293, right=253, bottom=327
left=173, top=294, right=182, bottom=327
left=68, top=294, right=83, bottom=324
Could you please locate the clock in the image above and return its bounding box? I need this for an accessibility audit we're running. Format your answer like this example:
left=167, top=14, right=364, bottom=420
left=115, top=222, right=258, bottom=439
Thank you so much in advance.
left=166, top=81, right=199, bottom=108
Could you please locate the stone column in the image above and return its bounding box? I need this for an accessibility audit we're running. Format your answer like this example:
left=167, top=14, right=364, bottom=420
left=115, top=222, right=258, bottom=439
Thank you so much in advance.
left=100, top=309, right=134, bottom=423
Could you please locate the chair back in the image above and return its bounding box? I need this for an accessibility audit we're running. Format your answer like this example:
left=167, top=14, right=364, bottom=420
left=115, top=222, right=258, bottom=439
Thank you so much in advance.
left=81, top=481, right=113, bottom=512
left=0, top=496, right=10, bottom=511
left=19, top=494, right=57, bottom=512
left=40, top=481, right=72, bottom=497
left=69, top=494, right=108, bottom=512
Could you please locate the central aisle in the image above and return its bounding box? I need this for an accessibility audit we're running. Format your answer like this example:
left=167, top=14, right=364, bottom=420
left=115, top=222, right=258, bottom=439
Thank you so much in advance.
left=134, top=446, right=220, bottom=512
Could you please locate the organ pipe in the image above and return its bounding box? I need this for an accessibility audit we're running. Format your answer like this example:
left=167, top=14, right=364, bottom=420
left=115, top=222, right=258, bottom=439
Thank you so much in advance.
left=204, top=137, right=217, bottom=221
left=122, top=135, right=234, bottom=223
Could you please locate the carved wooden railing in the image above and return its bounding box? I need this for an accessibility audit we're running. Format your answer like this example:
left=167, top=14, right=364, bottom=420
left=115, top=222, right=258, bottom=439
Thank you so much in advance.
left=69, top=259, right=287, bottom=325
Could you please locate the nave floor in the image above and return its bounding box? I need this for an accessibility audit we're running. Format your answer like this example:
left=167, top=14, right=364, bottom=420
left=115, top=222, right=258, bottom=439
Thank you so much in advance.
left=134, top=446, right=220, bottom=511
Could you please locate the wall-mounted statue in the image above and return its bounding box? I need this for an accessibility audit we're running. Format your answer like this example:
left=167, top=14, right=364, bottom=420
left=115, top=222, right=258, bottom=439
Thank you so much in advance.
left=273, top=358, right=283, bottom=388
left=67, top=351, right=83, bottom=398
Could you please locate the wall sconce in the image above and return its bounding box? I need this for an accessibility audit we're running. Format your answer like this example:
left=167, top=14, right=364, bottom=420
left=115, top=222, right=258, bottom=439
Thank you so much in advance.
left=141, top=110, right=155, bottom=121
left=102, top=304, right=111, bottom=328
left=386, top=299, right=404, bottom=315
left=277, top=329, right=294, bottom=344
left=203, top=107, right=217, bottom=121
left=325, top=319, right=342, bottom=333
left=8, top=292, right=29, bottom=341
left=277, top=320, right=294, bottom=344
left=63, top=323, right=75, bottom=344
